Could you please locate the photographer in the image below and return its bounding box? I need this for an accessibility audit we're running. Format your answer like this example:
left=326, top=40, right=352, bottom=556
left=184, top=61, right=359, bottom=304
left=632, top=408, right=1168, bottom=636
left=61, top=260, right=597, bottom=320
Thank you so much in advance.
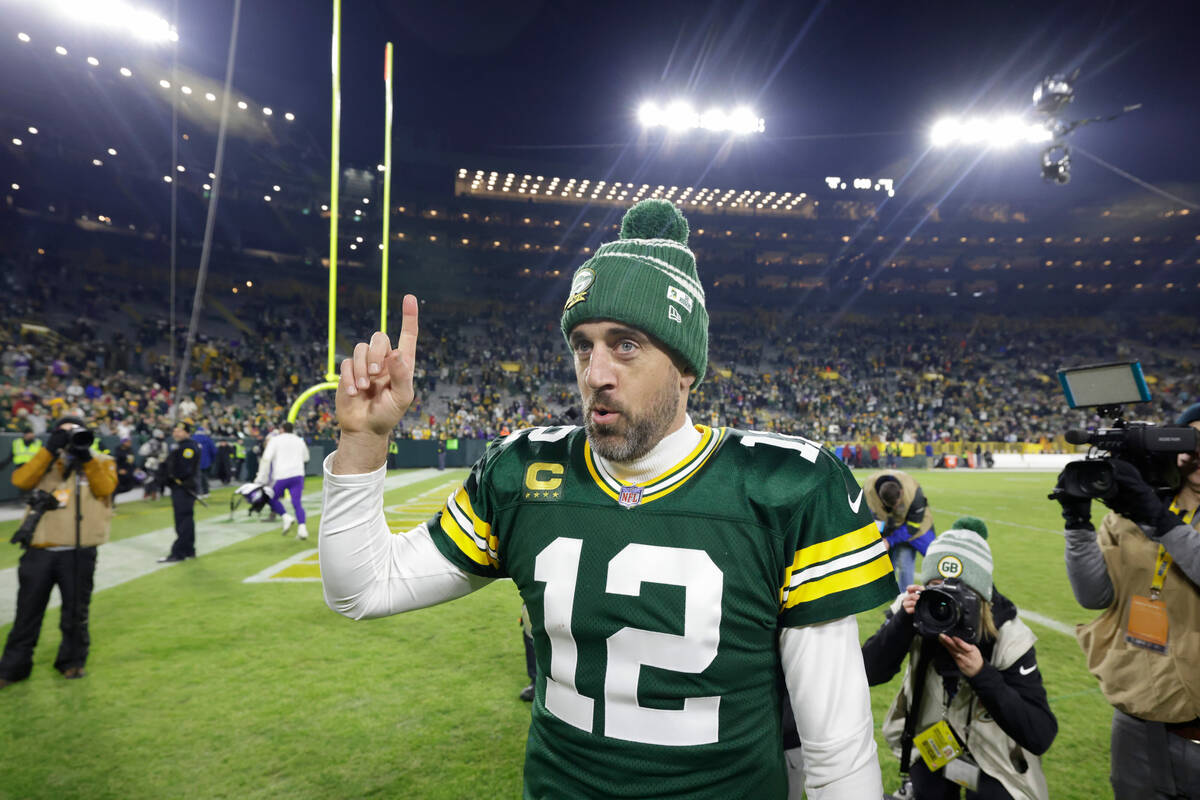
left=863, top=526, right=1057, bottom=799
left=865, top=469, right=938, bottom=589
left=0, top=416, right=116, bottom=688
left=1057, top=403, right=1200, bottom=799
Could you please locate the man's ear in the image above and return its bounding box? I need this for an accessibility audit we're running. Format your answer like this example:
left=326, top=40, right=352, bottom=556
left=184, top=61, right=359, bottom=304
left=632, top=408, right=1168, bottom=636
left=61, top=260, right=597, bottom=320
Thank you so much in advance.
left=679, top=371, right=696, bottom=393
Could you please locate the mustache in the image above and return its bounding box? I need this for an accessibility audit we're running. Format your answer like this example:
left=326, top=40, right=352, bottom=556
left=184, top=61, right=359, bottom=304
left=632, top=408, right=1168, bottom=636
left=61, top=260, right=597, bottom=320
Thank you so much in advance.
left=584, top=393, right=623, bottom=416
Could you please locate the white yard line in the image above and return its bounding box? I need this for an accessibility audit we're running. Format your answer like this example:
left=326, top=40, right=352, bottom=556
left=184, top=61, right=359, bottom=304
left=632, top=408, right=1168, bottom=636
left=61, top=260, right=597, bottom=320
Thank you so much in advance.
left=0, top=469, right=445, bottom=622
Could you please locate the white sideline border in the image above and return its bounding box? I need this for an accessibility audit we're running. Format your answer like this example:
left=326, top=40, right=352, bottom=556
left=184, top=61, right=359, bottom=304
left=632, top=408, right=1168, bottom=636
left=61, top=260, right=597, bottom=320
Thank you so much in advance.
left=0, top=469, right=445, bottom=622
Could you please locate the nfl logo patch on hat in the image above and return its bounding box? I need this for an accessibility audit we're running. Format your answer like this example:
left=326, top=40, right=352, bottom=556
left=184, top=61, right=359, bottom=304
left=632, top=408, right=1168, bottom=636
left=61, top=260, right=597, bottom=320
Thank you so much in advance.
left=618, top=485, right=644, bottom=509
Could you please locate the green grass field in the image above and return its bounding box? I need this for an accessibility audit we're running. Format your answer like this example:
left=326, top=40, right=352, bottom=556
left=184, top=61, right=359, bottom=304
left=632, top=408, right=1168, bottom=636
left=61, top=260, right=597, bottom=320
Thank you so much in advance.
left=0, top=468, right=1113, bottom=799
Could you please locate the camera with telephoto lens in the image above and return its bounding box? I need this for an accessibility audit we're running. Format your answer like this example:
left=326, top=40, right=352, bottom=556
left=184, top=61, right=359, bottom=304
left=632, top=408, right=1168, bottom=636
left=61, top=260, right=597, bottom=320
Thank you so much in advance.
left=913, top=580, right=983, bottom=644
left=1052, top=362, right=1198, bottom=500
left=10, top=489, right=63, bottom=547
left=67, top=428, right=95, bottom=451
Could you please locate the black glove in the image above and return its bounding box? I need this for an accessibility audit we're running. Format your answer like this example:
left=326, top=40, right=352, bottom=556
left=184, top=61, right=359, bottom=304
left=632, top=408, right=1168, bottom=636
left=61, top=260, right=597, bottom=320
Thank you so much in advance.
left=1104, top=459, right=1184, bottom=538
left=1054, top=472, right=1093, bottom=530
left=46, top=429, right=70, bottom=456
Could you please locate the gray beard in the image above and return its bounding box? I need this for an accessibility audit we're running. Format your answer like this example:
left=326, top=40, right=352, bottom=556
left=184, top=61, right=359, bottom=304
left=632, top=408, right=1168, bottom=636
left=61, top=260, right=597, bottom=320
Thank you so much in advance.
left=584, top=382, right=680, bottom=463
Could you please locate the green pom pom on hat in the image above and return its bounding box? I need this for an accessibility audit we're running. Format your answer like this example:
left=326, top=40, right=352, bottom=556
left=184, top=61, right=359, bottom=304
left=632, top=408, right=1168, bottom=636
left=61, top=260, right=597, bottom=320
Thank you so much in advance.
left=619, top=198, right=689, bottom=243
left=560, top=200, right=709, bottom=384
left=951, top=516, right=988, bottom=540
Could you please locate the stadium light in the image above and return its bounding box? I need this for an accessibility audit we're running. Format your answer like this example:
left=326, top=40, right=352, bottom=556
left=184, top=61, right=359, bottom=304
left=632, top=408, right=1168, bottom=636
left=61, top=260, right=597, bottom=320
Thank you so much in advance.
left=272, top=184, right=281, bottom=192
left=159, top=79, right=170, bottom=89
left=42, top=0, right=178, bottom=44
left=55, top=45, right=68, bottom=55
left=163, top=175, right=172, bottom=182
left=17, top=32, right=31, bottom=42
left=930, top=116, right=1052, bottom=147
left=263, top=195, right=271, bottom=202
left=92, top=158, right=102, bottom=166
left=107, top=147, right=117, bottom=155
left=202, top=183, right=211, bottom=190
left=236, top=100, right=248, bottom=110
left=639, top=100, right=764, bottom=134
left=262, top=107, right=273, bottom=116
left=10, top=183, right=19, bottom=190
left=87, top=56, right=99, bottom=66
left=119, top=66, right=132, bottom=77
left=180, top=85, right=192, bottom=95
left=176, top=164, right=185, bottom=172
left=284, top=112, right=295, bottom=121
left=27, top=126, right=38, bottom=135
left=11, top=138, right=22, bottom=146
left=205, top=92, right=216, bottom=102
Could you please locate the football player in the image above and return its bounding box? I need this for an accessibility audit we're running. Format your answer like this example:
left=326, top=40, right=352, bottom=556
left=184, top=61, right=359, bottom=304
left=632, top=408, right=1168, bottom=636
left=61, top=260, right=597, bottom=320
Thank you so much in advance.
left=319, top=200, right=898, bottom=799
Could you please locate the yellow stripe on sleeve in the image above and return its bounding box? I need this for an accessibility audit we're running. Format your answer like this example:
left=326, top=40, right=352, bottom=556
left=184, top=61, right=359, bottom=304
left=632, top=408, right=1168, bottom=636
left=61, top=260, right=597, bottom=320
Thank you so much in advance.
left=455, top=486, right=492, bottom=538
left=438, top=505, right=495, bottom=568
left=783, top=553, right=893, bottom=610
left=789, top=521, right=881, bottom=570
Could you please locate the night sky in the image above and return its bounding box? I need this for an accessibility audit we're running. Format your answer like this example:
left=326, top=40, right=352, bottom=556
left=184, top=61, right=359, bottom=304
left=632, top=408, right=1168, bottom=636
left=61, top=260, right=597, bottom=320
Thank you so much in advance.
left=11, top=0, right=1200, bottom=205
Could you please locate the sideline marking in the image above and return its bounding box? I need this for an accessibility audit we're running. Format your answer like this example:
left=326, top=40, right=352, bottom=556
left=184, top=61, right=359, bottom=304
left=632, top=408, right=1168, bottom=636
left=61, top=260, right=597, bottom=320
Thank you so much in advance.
left=244, top=549, right=320, bottom=583
left=245, top=477, right=463, bottom=583
left=0, top=469, right=447, bottom=621
left=1018, top=608, right=1077, bottom=637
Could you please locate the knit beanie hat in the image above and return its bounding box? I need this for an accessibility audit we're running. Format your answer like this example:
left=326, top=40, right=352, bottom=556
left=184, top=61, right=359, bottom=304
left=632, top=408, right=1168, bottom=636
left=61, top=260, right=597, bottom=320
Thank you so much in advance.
left=918, top=529, right=993, bottom=601
left=951, top=516, right=989, bottom=540
left=1177, top=402, right=1200, bottom=427
left=560, top=199, right=709, bottom=385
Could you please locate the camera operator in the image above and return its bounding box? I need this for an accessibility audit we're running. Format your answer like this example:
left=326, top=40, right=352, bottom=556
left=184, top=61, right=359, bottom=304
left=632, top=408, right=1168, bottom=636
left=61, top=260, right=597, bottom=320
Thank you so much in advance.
left=865, top=469, right=938, bottom=589
left=863, top=526, right=1057, bottom=799
left=1057, top=403, right=1200, bottom=799
left=0, top=416, right=116, bottom=688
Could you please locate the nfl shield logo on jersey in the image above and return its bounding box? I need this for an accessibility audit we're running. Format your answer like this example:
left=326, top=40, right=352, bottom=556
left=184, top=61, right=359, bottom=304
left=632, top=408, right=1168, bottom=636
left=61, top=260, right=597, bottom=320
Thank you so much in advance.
left=617, top=484, right=644, bottom=509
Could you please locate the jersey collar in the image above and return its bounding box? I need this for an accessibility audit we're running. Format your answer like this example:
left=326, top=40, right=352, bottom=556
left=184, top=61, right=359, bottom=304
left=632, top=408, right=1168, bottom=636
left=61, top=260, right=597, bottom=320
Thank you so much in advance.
left=584, top=424, right=725, bottom=507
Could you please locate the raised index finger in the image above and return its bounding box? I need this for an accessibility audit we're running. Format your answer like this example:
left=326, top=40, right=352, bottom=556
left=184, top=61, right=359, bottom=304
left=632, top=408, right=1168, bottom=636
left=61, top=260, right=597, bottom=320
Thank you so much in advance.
left=394, top=294, right=419, bottom=365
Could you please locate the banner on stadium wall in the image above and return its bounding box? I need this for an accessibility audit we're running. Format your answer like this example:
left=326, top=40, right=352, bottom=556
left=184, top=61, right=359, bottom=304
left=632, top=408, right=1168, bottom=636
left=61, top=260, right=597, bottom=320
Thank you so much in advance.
left=499, top=361, right=522, bottom=373
left=818, top=369, right=840, bottom=380
left=900, top=443, right=917, bottom=458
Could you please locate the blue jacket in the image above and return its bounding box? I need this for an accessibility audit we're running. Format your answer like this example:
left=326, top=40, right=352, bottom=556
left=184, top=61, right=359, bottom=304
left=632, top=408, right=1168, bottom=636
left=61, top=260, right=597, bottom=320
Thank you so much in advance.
left=193, top=432, right=217, bottom=470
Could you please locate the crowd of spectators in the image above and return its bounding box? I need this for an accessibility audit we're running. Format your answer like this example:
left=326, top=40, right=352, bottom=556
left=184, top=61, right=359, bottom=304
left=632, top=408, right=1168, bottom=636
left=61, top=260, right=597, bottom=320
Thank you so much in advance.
left=1, top=257, right=1195, bottom=455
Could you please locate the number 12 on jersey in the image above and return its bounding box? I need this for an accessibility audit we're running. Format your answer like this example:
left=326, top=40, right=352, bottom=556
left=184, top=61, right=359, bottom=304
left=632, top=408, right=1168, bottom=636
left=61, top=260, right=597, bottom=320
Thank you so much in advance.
left=534, top=537, right=725, bottom=746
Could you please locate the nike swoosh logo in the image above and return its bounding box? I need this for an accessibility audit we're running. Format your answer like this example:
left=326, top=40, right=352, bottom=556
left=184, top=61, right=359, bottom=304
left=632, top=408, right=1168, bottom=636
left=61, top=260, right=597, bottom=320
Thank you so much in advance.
left=848, top=489, right=864, bottom=514
left=1019, top=664, right=1037, bottom=675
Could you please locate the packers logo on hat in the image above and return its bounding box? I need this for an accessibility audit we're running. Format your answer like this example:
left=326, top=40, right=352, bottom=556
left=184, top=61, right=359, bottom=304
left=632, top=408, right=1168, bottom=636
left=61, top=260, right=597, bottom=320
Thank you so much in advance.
left=564, top=268, right=594, bottom=311
left=936, top=555, right=964, bottom=579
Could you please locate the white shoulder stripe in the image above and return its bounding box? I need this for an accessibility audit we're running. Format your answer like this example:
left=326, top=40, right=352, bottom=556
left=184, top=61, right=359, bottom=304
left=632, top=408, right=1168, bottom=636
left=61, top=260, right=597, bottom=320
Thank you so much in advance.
left=787, top=540, right=888, bottom=591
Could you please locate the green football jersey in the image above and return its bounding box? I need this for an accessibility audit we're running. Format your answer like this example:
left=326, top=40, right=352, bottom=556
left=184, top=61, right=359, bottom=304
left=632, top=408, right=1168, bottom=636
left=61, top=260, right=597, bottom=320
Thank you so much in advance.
left=429, top=425, right=896, bottom=799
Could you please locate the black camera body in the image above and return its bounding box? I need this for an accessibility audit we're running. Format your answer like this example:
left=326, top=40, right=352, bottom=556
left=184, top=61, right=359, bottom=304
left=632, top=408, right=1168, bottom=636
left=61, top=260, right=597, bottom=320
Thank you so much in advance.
left=10, top=489, right=63, bottom=547
left=1060, top=420, right=1197, bottom=500
left=913, top=580, right=983, bottom=644
left=1054, top=362, right=1198, bottom=500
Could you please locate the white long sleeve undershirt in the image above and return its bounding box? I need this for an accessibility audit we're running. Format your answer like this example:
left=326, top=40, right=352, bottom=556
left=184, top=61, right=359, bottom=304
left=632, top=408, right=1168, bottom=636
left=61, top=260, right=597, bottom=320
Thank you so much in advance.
left=318, top=437, right=881, bottom=799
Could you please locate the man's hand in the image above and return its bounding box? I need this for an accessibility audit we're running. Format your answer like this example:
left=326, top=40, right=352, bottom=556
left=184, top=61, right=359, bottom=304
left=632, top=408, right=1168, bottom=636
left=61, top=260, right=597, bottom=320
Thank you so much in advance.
left=46, top=429, right=69, bottom=457
left=1103, top=458, right=1184, bottom=538
left=939, top=634, right=984, bottom=677
left=900, top=584, right=922, bottom=615
left=1053, top=471, right=1093, bottom=530
left=331, top=294, right=419, bottom=475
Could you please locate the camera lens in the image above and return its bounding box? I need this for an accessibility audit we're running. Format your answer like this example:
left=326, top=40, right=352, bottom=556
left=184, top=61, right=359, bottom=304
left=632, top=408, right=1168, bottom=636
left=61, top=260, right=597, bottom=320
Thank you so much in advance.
left=928, top=597, right=955, bottom=624
left=69, top=429, right=95, bottom=449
